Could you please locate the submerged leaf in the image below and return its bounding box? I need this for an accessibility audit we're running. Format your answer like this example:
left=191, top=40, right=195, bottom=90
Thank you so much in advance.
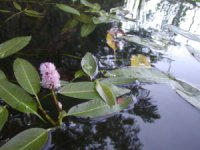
left=56, top=4, right=80, bottom=16
left=67, top=97, right=132, bottom=118
left=171, top=80, right=200, bottom=110
left=0, top=80, right=40, bottom=117
left=0, top=106, right=8, bottom=131
left=0, top=128, right=48, bottom=150
left=130, top=54, right=151, bottom=67
left=24, top=9, right=43, bottom=18
left=14, top=58, right=41, bottom=95
left=80, top=0, right=101, bottom=10
left=95, top=80, right=116, bottom=106
left=0, top=9, right=11, bottom=13
left=59, top=82, right=100, bottom=100
left=13, top=2, right=22, bottom=11
left=81, top=52, right=98, bottom=79
left=81, top=23, right=96, bottom=37
left=0, top=36, right=31, bottom=59
left=108, top=66, right=171, bottom=83
left=186, top=45, right=200, bottom=62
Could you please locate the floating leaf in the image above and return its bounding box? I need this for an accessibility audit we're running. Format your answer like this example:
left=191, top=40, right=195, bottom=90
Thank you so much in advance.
left=0, top=69, right=6, bottom=80
left=121, top=35, right=164, bottom=50
left=24, top=9, right=43, bottom=18
left=0, top=106, right=8, bottom=131
left=13, top=58, right=41, bottom=95
left=81, top=23, right=96, bottom=37
left=0, top=80, right=40, bottom=117
left=111, top=84, right=131, bottom=97
left=171, top=80, right=200, bottom=110
left=81, top=52, right=98, bottom=79
left=59, top=82, right=100, bottom=100
left=108, top=66, right=171, bottom=83
left=0, top=128, right=48, bottom=150
left=13, top=2, right=22, bottom=11
left=95, top=80, right=116, bottom=106
left=80, top=0, right=101, bottom=10
left=164, top=24, right=200, bottom=42
left=56, top=4, right=80, bottom=16
left=102, top=77, right=136, bottom=85
left=130, top=54, right=151, bottom=67
left=186, top=45, right=200, bottom=62
left=106, top=32, right=117, bottom=51
left=67, top=98, right=132, bottom=118
left=0, top=36, right=31, bottom=59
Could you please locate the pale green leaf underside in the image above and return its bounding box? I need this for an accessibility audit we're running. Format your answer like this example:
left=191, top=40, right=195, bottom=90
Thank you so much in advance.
left=0, top=106, right=8, bottom=131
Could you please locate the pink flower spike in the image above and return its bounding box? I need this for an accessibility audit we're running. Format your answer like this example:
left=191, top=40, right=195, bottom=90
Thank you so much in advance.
left=39, top=62, right=61, bottom=90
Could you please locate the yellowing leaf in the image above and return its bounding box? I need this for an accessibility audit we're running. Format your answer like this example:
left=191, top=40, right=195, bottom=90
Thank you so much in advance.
left=130, top=54, right=151, bottom=67
left=106, top=32, right=117, bottom=51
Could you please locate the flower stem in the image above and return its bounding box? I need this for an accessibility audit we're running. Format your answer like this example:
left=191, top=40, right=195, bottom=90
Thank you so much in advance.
left=51, top=89, right=60, bottom=113
left=35, top=95, right=57, bottom=126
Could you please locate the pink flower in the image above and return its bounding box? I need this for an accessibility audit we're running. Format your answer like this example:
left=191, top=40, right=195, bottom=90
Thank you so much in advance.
left=39, top=62, right=61, bottom=90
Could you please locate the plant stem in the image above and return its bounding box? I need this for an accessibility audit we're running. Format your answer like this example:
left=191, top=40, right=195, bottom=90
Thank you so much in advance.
left=35, top=95, right=57, bottom=126
left=51, top=89, right=60, bottom=113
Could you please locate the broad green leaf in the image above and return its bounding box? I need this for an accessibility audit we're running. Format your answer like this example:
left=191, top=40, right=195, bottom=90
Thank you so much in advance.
left=171, top=80, right=200, bottom=110
left=0, top=128, right=48, bottom=150
left=0, top=9, right=11, bottom=13
left=13, top=2, right=22, bottom=11
left=95, top=80, right=116, bottom=106
left=75, top=14, right=93, bottom=24
left=80, top=0, right=101, bottom=10
left=24, top=9, right=43, bottom=18
left=121, top=35, right=164, bottom=50
left=67, top=98, right=132, bottom=118
left=81, top=23, right=96, bottom=37
left=101, top=77, right=136, bottom=85
left=164, top=24, right=200, bottom=42
left=0, top=36, right=31, bottom=59
left=108, top=66, right=171, bottom=83
left=59, top=82, right=100, bottom=100
left=186, top=45, right=200, bottom=62
left=0, top=80, right=40, bottom=117
left=13, top=58, right=41, bottom=95
left=61, top=18, right=79, bottom=33
left=0, top=106, right=8, bottom=131
left=0, top=69, right=6, bottom=80
left=111, top=84, right=131, bottom=97
left=81, top=52, right=98, bottom=80
left=56, top=4, right=80, bottom=16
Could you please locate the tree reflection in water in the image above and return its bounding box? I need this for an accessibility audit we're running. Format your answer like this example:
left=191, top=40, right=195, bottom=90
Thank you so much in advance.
left=51, top=84, right=160, bottom=150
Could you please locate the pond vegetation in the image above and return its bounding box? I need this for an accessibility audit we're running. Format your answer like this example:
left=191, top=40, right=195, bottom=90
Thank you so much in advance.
left=0, top=0, right=200, bottom=149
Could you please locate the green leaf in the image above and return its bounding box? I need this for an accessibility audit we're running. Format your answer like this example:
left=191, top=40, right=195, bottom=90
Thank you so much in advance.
left=164, top=24, right=200, bottom=42
left=13, top=58, right=41, bottom=95
left=81, top=23, right=96, bottom=37
left=108, top=66, right=171, bottom=84
left=101, top=77, right=136, bottom=85
left=0, top=69, right=7, bottom=80
left=81, top=52, right=98, bottom=80
left=0, top=9, right=11, bottom=13
left=171, top=80, right=200, bottom=110
left=61, top=18, right=79, bottom=33
left=0, top=36, right=32, bottom=59
left=67, top=97, right=132, bottom=118
left=59, top=82, right=100, bottom=100
left=75, top=14, right=93, bottom=24
left=111, top=84, right=131, bottom=97
left=24, top=9, right=43, bottom=18
left=93, top=16, right=110, bottom=24
left=73, top=69, right=86, bottom=80
left=0, top=80, right=40, bottom=117
left=56, top=4, right=80, bottom=16
left=0, top=106, right=8, bottom=131
left=13, top=2, right=22, bottom=11
left=95, top=80, right=116, bottom=106
left=0, top=128, right=48, bottom=150
left=80, top=0, right=101, bottom=10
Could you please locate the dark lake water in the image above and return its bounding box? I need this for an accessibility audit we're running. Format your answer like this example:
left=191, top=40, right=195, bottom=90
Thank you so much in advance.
left=1, top=0, right=200, bottom=150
